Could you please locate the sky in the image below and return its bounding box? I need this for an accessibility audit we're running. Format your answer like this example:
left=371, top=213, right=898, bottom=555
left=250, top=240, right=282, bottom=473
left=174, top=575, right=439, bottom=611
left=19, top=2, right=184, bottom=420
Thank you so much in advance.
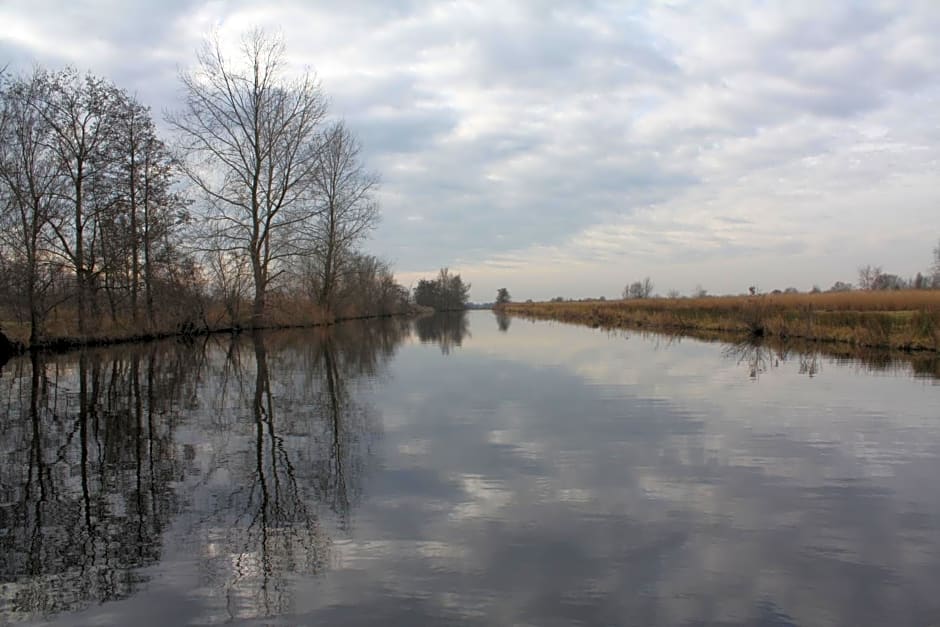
left=1, top=1, right=939, bottom=301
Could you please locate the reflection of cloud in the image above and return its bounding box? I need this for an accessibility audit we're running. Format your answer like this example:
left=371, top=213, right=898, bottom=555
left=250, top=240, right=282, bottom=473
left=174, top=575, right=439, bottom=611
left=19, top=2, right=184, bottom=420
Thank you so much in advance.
left=451, top=474, right=513, bottom=520
left=330, top=312, right=940, bottom=624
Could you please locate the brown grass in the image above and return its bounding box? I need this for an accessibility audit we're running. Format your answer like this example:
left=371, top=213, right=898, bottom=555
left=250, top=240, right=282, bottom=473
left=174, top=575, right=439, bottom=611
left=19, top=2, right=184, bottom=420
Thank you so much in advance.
left=0, top=293, right=406, bottom=353
left=505, top=290, right=940, bottom=351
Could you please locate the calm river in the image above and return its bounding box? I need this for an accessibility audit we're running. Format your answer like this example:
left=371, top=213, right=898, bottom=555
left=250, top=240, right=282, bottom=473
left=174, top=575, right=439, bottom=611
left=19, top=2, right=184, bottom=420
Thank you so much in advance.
left=1, top=311, right=938, bottom=626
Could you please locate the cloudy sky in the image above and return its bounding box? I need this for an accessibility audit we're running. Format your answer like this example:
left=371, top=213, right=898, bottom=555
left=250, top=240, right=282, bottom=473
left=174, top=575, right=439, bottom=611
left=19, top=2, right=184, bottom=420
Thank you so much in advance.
left=2, top=1, right=939, bottom=300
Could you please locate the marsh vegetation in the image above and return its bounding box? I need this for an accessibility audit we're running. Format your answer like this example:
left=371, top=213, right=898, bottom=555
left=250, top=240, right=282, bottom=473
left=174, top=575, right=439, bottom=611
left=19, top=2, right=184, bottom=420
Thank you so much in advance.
left=505, top=290, right=940, bottom=351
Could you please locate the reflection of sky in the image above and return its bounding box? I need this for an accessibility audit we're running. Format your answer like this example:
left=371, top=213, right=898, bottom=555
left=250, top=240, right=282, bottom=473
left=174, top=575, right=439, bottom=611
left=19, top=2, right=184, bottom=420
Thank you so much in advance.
left=26, top=312, right=940, bottom=626
left=311, top=312, right=940, bottom=626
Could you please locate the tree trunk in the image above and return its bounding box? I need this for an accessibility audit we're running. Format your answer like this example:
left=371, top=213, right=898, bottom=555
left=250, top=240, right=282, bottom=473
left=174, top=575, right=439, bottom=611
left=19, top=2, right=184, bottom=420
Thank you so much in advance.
left=75, top=173, right=86, bottom=337
left=130, top=158, right=140, bottom=327
left=27, top=245, right=41, bottom=346
left=143, top=171, right=154, bottom=329
left=252, top=262, right=266, bottom=329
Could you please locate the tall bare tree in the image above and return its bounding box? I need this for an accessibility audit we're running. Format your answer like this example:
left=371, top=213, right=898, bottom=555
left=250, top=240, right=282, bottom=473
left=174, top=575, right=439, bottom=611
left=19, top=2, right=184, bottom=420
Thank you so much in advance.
left=108, top=94, right=185, bottom=327
left=168, top=29, right=328, bottom=327
left=0, top=71, right=67, bottom=344
left=310, top=121, right=379, bottom=313
left=33, top=69, right=122, bottom=336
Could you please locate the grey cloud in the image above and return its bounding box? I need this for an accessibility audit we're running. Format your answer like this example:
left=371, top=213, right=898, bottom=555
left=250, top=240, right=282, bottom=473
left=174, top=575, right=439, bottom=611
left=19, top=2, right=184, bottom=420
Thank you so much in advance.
left=3, top=1, right=939, bottom=293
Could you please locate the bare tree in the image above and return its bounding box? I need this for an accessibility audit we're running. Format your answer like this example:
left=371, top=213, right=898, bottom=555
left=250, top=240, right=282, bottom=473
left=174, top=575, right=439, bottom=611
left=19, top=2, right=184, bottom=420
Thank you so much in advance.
left=623, top=277, right=654, bottom=299
left=108, top=93, right=185, bottom=327
left=168, top=29, right=328, bottom=327
left=32, top=69, right=122, bottom=335
left=310, top=121, right=379, bottom=314
left=0, top=71, right=68, bottom=344
left=932, top=239, right=940, bottom=288
left=857, top=265, right=883, bottom=291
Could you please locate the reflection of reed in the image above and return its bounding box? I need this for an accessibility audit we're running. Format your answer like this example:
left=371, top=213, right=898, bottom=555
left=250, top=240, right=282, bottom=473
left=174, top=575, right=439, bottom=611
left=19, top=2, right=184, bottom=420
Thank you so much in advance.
left=635, top=324, right=939, bottom=381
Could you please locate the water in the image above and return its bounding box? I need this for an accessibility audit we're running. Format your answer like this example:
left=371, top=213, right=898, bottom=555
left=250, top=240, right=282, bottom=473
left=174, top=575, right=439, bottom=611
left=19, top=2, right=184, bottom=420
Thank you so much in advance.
left=1, top=311, right=938, bottom=626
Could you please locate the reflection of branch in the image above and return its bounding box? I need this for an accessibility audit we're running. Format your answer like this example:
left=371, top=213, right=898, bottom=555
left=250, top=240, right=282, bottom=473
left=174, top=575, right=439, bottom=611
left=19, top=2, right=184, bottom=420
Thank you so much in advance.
left=217, top=331, right=326, bottom=619
left=323, top=340, right=350, bottom=527
left=0, top=344, right=192, bottom=619
left=723, top=341, right=775, bottom=379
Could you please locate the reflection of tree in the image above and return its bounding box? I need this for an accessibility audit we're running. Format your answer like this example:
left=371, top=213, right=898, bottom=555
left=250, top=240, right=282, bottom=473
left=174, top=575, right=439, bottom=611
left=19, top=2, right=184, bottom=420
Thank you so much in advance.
left=495, top=310, right=511, bottom=333
left=414, top=311, right=470, bottom=354
left=0, top=319, right=408, bottom=623
left=200, top=322, right=403, bottom=621
left=0, top=345, right=192, bottom=622
left=310, top=317, right=407, bottom=526
left=798, top=352, right=820, bottom=377
left=197, top=333, right=327, bottom=619
left=723, top=341, right=778, bottom=380
left=724, top=341, right=828, bottom=379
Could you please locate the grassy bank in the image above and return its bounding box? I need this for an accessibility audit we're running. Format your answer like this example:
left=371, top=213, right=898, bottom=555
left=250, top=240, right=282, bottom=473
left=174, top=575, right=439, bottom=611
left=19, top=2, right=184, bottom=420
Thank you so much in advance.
left=0, top=298, right=422, bottom=358
left=503, top=291, right=940, bottom=351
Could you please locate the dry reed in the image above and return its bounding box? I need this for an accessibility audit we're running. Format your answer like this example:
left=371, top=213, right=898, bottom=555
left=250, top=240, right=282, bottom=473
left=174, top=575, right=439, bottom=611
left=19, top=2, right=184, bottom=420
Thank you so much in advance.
left=505, top=290, right=940, bottom=351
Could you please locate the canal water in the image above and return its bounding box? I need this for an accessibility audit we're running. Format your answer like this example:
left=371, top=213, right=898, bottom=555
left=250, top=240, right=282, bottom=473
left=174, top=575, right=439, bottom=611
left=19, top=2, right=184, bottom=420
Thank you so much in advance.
left=1, top=311, right=938, bottom=626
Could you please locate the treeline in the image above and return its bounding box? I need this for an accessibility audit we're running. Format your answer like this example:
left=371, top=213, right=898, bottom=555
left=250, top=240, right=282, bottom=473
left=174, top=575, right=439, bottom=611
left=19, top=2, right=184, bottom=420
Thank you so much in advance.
left=0, top=30, right=411, bottom=348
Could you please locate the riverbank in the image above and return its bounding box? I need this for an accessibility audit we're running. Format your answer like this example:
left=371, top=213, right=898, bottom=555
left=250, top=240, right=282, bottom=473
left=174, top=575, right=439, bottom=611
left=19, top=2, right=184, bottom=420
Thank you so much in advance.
left=0, top=306, right=426, bottom=361
left=503, top=291, right=940, bottom=352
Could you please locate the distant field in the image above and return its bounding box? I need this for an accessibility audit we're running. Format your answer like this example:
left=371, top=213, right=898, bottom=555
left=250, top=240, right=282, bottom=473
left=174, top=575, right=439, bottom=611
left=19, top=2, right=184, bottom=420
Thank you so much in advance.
left=503, top=291, right=940, bottom=351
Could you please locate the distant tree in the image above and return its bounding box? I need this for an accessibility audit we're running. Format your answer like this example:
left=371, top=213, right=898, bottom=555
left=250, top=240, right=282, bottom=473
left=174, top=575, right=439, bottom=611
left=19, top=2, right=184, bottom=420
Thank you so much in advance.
left=810, top=285, right=821, bottom=294
left=666, top=289, right=681, bottom=299
left=413, top=267, right=469, bottom=310
left=693, top=285, right=708, bottom=298
left=829, top=281, right=853, bottom=292
left=858, top=265, right=883, bottom=291
left=495, top=287, right=511, bottom=306
left=932, top=239, right=940, bottom=288
left=748, top=286, right=758, bottom=296
left=784, top=287, right=799, bottom=294
left=623, top=277, right=653, bottom=299
left=872, top=272, right=905, bottom=290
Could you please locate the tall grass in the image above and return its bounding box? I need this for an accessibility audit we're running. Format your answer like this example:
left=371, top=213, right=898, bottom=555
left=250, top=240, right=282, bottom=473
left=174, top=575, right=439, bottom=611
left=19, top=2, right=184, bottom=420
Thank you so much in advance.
left=505, top=290, right=940, bottom=351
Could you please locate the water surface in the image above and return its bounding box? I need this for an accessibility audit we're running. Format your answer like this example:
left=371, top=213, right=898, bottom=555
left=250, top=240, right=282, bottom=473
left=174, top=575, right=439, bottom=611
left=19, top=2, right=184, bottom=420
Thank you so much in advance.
left=1, top=312, right=938, bottom=626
